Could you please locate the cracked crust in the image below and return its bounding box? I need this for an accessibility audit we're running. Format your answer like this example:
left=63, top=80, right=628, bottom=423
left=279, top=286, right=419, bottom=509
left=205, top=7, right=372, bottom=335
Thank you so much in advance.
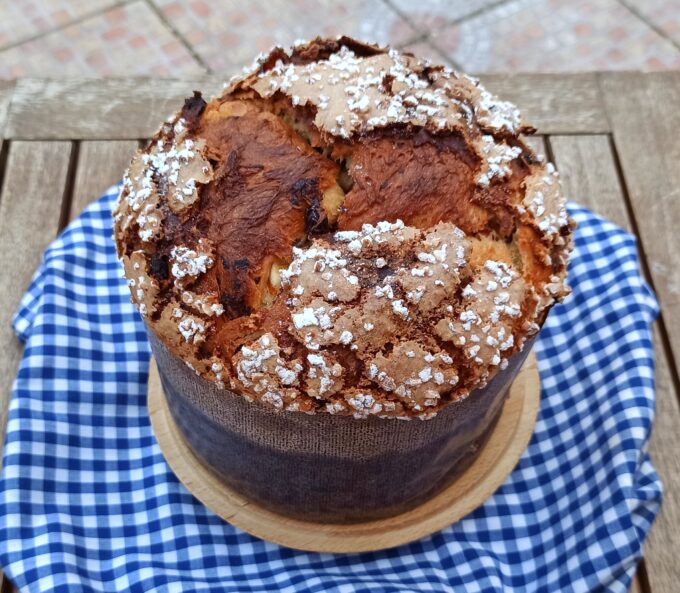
left=113, top=36, right=574, bottom=419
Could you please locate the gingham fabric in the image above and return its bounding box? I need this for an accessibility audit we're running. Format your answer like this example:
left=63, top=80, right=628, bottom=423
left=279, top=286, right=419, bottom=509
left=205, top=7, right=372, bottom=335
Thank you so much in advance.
left=0, top=183, right=661, bottom=593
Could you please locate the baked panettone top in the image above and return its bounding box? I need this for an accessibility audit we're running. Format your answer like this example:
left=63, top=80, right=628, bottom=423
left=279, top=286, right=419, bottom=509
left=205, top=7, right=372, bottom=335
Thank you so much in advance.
left=113, top=36, right=573, bottom=419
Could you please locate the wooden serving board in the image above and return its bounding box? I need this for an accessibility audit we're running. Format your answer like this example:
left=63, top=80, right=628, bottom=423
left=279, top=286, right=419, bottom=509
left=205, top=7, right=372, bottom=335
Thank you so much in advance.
left=147, top=352, right=540, bottom=553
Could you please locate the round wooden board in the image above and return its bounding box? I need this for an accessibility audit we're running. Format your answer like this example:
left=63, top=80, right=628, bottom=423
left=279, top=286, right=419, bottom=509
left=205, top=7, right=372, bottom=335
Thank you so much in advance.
left=148, top=352, right=540, bottom=553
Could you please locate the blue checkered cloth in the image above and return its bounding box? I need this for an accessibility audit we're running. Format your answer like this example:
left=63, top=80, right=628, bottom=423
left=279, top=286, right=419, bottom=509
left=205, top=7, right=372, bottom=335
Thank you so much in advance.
left=0, top=183, right=661, bottom=593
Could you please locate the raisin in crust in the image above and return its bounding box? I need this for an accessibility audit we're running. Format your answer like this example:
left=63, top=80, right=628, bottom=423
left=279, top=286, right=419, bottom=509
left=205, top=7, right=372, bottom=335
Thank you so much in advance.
left=113, top=36, right=574, bottom=420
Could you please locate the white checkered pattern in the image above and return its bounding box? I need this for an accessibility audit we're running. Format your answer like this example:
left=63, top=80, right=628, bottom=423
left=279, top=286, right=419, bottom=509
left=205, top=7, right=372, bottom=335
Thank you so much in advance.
left=0, top=184, right=662, bottom=592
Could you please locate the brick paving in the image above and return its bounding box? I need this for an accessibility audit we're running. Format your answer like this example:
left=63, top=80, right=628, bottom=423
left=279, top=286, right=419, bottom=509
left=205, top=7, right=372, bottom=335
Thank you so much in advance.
left=0, top=0, right=678, bottom=77
left=0, top=2, right=203, bottom=78
left=431, top=0, right=680, bottom=72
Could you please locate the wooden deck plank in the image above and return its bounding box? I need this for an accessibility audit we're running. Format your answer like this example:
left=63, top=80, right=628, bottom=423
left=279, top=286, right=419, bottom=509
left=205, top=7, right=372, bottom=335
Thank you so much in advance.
left=4, top=79, right=221, bottom=140
left=481, top=73, right=610, bottom=134
left=549, top=134, right=652, bottom=593
left=550, top=131, right=678, bottom=593
left=4, top=75, right=607, bottom=140
left=646, top=328, right=680, bottom=593
left=599, top=73, right=680, bottom=591
left=0, top=141, right=72, bottom=468
left=70, top=140, right=138, bottom=221
left=600, top=72, right=680, bottom=380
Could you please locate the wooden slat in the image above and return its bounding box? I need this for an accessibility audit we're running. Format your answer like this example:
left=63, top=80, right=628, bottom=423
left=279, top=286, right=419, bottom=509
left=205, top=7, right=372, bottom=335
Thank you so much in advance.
left=0, top=141, right=71, bottom=593
left=481, top=73, right=610, bottom=134
left=550, top=131, right=679, bottom=593
left=5, top=78, right=222, bottom=140
left=645, top=329, right=680, bottom=593
left=550, top=135, right=648, bottom=593
left=600, top=73, right=680, bottom=591
left=70, top=140, right=138, bottom=221
left=551, top=135, right=647, bottom=593
left=600, top=72, right=680, bottom=380
left=3, top=75, right=608, bottom=140
left=549, top=135, right=631, bottom=230
left=0, top=141, right=72, bottom=465
left=1, top=140, right=69, bottom=593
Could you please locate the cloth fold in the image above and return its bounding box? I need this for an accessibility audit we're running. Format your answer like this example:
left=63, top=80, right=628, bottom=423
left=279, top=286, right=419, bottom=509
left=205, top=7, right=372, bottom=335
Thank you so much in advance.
left=0, top=184, right=661, bottom=593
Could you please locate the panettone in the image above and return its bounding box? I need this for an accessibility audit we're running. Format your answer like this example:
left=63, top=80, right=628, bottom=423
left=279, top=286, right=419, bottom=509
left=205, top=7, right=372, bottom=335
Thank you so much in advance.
left=114, top=37, right=573, bottom=522
left=114, top=37, right=572, bottom=421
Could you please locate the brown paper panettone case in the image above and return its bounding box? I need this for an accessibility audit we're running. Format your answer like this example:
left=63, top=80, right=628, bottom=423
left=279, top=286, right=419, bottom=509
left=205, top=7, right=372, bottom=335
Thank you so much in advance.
left=148, top=328, right=534, bottom=523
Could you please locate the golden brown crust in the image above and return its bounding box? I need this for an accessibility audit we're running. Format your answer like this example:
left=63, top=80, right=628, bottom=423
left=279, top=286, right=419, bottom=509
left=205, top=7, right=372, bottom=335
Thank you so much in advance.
left=113, top=36, right=574, bottom=419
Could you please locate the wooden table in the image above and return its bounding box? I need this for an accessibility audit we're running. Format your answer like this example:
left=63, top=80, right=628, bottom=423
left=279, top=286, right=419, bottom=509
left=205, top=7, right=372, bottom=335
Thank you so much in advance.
left=0, top=74, right=678, bottom=593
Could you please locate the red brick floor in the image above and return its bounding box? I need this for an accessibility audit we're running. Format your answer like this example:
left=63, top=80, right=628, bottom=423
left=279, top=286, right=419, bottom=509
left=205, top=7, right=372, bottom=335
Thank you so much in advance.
left=0, top=0, right=678, bottom=77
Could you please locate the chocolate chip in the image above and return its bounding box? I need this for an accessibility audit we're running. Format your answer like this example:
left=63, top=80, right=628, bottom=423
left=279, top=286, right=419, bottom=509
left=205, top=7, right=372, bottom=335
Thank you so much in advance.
left=149, top=254, right=169, bottom=280
left=305, top=196, right=331, bottom=235
left=381, top=74, right=395, bottom=94
left=291, top=178, right=319, bottom=203
left=219, top=293, right=252, bottom=319
left=377, top=266, right=393, bottom=281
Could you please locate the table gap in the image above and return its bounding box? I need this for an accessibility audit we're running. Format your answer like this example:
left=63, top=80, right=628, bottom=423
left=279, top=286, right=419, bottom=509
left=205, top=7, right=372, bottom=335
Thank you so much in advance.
left=58, top=140, right=79, bottom=232
left=0, top=140, right=10, bottom=209
left=637, top=560, right=653, bottom=593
